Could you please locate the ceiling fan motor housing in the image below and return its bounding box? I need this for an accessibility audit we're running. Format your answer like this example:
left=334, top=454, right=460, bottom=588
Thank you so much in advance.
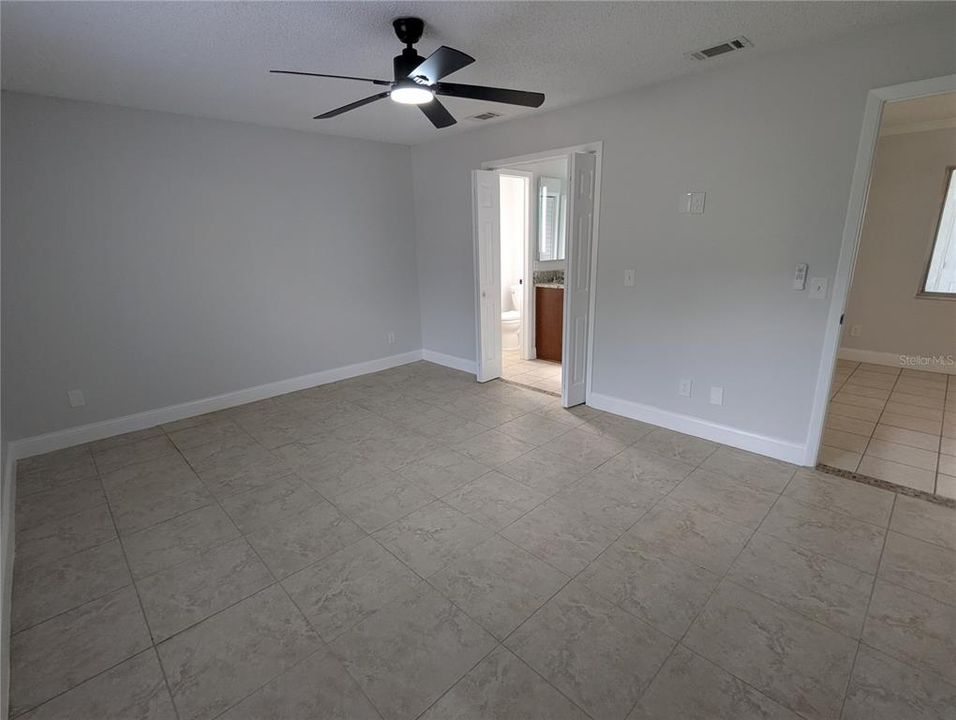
left=394, top=48, right=426, bottom=85
left=392, top=17, right=424, bottom=46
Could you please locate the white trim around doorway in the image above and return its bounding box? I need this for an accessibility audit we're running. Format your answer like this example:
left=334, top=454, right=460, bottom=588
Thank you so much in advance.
left=480, top=141, right=604, bottom=403
left=804, top=74, right=956, bottom=467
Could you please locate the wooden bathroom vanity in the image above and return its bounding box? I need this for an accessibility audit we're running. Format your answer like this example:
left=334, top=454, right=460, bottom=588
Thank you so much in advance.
left=535, top=285, right=564, bottom=362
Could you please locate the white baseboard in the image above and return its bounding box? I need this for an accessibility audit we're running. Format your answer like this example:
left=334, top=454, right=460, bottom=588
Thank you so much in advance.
left=8, top=350, right=424, bottom=461
left=421, top=349, right=477, bottom=375
left=0, top=448, right=15, bottom=720
left=587, top=392, right=808, bottom=466
left=838, top=348, right=956, bottom=375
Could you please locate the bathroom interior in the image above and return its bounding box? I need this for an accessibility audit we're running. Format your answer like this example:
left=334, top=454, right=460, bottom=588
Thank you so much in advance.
left=499, top=156, right=568, bottom=395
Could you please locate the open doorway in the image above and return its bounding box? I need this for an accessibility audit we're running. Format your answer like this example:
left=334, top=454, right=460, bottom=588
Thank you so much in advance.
left=500, top=159, right=567, bottom=396
left=472, top=143, right=601, bottom=407
left=811, top=78, right=956, bottom=500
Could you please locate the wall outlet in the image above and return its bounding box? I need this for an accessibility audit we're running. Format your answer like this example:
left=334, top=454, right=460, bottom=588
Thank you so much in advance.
left=624, top=269, right=635, bottom=287
left=808, top=277, right=828, bottom=299
left=709, top=386, right=724, bottom=406
left=386, top=331, right=396, bottom=345
left=678, top=378, right=693, bottom=397
left=849, top=324, right=862, bottom=337
left=67, top=389, right=86, bottom=408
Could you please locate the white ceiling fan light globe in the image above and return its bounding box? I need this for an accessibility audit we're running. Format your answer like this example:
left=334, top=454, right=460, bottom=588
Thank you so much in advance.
left=390, top=85, right=434, bottom=105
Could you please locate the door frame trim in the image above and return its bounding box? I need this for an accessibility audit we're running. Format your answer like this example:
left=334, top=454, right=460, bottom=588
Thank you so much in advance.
left=805, top=74, right=956, bottom=466
left=480, top=142, right=604, bottom=401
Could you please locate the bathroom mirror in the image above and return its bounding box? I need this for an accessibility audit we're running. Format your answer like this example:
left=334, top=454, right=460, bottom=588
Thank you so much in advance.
left=537, top=176, right=567, bottom=262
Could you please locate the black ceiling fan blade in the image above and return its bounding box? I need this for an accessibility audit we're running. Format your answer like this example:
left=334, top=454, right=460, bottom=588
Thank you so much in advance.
left=419, top=98, right=456, bottom=128
left=314, top=92, right=390, bottom=119
left=408, top=46, right=474, bottom=84
left=271, top=70, right=391, bottom=86
left=435, top=82, right=545, bottom=108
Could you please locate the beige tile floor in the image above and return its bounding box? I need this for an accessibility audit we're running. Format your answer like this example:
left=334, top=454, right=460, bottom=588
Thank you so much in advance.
left=500, top=349, right=562, bottom=395
left=821, top=360, right=955, bottom=498
left=10, top=361, right=956, bottom=720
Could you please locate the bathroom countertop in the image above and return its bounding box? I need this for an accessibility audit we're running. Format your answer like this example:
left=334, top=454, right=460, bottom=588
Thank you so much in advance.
left=535, top=283, right=565, bottom=289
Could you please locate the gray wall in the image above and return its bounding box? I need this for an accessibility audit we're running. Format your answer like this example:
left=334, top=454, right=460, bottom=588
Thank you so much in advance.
left=2, top=93, right=421, bottom=439
left=842, top=128, right=956, bottom=359
left=411, top=17, right=956, bottom=446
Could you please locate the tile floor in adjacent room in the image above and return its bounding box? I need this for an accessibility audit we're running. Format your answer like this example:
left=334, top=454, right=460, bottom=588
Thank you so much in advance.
left=821, top=360, right=955, bottom=498
left=500, top=349, right=562, bottom=395
left=10, top=361, right=956, bottom=720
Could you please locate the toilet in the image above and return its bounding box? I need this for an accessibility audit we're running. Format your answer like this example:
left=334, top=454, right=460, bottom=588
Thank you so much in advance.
left=501, top=284, right=522, bottom=351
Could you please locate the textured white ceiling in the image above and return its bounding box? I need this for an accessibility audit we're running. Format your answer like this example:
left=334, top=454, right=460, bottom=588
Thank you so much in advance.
left=1, top=1, right=948, bottom=145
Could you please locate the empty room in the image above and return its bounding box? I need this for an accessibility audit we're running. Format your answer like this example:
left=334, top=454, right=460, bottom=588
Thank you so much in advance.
left=1, top=2, right=955, bottom=720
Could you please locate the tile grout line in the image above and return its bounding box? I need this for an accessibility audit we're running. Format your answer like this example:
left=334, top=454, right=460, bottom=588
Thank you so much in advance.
left=88, top=448, right=185, bottom=720
left=163, top=424, right=393, bottom=720
left=855, top=367, right=936, bottom=480
left=494, top=437, right=784, bottom=718
left=933, top=374, right=949, bottom=494
left=836, top=491, right=897, bottom=720
left=848, top=365, right=899, bottom=473
left=311, top=386, right=585, bottom=720
left=265, top=382, right=574, bottom=720
left=163, top=411, right=398, bottom=720
left=399, top=428, right=667, bottom=720
left=12, top=367, right=952, bottom=720
left=8, top=647, right=166, bottom=720
left=617, top=454, right=798, bottom=719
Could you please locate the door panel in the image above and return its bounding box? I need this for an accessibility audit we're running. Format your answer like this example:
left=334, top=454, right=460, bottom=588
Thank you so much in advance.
left=472, top=169, right=501, bottom=382
left=562, top=152, right=596, bottom=407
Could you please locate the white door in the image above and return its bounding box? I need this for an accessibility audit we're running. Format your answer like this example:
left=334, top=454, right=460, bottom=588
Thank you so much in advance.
left=562, top=152, right=596, bottom=407
left=472, top=169, right=501, bottom=382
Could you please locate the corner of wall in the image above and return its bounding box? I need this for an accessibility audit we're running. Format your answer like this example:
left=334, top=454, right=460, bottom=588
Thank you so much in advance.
left=408, top=144, right=429, bottom=353
left=0, top=445, right=14, bottom=720
left=421, top=349, right=477, bottom=375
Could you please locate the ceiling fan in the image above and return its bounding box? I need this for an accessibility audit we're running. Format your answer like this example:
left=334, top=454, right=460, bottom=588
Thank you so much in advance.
left=271, top=17, right=545, bottom=129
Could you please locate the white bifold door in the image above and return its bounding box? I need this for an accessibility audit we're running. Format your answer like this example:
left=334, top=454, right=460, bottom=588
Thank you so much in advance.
left=562, top=152, right=596, bottom=407
left=472, top=169, right=501, bottom=382
left=472, top=152, right=595, bottom=401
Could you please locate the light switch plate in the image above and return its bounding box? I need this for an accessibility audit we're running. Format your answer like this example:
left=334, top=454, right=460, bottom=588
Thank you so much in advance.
left=624, top=269, right=635, bottom=287
left=709, top=386, right=724, bottom=406
left=809, top=277, right=828, bottom=299
left=793, top=263, right=808, bottom=290
left=678, top=378, right=693, bottom=397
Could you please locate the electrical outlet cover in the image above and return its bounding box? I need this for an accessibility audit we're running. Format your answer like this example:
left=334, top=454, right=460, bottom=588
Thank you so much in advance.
left=709, top=386, right=724, bottom=406
left=678, top=379, right=693, bottom=397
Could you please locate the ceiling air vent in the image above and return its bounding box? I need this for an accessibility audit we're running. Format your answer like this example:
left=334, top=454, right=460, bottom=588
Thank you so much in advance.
left=688, top=36, right=752, bottom=61
left=468, top=111, right=503, bottom=121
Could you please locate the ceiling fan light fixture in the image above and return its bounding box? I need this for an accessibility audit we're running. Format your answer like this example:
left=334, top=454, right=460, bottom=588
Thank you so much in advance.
left=390, top=85, right=434, bottom=105
left=273, top=17, right=545, bottom=128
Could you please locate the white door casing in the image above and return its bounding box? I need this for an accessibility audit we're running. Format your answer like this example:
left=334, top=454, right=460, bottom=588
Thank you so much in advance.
left=562, top=152, right=596, bottom=407
left=472, top=169, right=502, bottom=382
